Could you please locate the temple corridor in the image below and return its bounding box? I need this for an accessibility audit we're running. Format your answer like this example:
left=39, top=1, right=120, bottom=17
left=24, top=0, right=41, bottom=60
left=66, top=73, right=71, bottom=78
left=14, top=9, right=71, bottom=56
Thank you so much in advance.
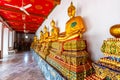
left=0, top=51, right=45, bottom=80
left=0, top=0, right=120, bottom=80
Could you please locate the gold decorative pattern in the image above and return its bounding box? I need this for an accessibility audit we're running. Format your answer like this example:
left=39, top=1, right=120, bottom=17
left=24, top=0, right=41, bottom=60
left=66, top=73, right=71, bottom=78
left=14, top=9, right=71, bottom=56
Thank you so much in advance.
left=30, top=0, right=34, bottom=3
left=35, top=5, right=43, bottom=10
left=32, top=19, right=37, bottom=21
left=0, top=0, right=60, bottom=33
left=9, top=15, right=17, bottom=18
left=45, top=4, right=49, bottom=7
left=4, top=0, right=11, bottom=2
left=29, top=9, right=33, bottom=11
left=3, top=11, right=8, bottom=14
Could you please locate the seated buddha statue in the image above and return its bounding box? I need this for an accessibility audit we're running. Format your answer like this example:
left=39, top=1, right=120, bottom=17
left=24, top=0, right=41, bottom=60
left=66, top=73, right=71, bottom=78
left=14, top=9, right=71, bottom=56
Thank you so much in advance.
left=43, top=25, right=49, bottom=42
left=39, top=31, right=44, bottom=43
left=48, top=20, right=59, bottom=41
left=59, top=2, right=86, bottom=41
left=31, top=36, right=37, bottom=48
left=66, top=2, right=86, bottom=36
left=33, top=36, right=38, bottom=49
left=33, top=36, right=37, bottom=42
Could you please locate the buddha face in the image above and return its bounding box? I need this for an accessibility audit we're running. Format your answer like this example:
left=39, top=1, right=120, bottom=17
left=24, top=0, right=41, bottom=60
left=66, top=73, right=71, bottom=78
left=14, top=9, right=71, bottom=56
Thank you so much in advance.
left=68, top=2, right=76, bottom=18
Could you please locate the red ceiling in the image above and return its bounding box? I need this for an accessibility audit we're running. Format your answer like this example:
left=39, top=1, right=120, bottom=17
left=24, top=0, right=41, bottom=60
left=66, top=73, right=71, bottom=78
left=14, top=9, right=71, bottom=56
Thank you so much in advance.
left=0, top=0, right=60, bottom=33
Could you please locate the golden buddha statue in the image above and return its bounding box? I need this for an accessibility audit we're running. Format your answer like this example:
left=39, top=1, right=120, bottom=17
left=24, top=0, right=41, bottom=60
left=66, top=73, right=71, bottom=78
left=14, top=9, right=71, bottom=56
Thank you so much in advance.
left=65, top=2, right=86, bottom=38
left=33, top=36, right=37, bottom=42
left=43, top=25, right=49, bottom=41
left=40, top=31, right=44, bottom=43
left=49, top=20, right=59, bottom=41
left=31, top=36, right=37, bottom=48
left=58, top=2, right=86, bottom=41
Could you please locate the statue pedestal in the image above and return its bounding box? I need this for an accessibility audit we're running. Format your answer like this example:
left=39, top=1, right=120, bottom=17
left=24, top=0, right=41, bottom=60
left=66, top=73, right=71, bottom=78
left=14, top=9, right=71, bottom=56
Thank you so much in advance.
left=31, top=50, right=65, bottom=80
left=46, top=37, right=93, bottom=80
left=31, top=35, right=93, bottom=80
left=92, top=38, right=120, bottom=80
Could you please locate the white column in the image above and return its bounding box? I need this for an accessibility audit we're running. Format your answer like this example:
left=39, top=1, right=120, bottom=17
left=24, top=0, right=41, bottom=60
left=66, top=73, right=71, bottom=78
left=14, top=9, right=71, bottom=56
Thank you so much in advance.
left=8, top=30, right=13, bottom=48
left=12, top=31, right=15, bottom=49
left=0, top=22, right=2, bottom=51
left=3, top=26, right=9, bottom=57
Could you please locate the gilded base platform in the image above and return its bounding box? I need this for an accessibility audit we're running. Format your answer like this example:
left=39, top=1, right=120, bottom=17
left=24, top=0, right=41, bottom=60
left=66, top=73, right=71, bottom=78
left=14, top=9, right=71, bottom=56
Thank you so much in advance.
left=93, top=38, right=120, bottom=80
left=31, top=35, right=93, bottom=80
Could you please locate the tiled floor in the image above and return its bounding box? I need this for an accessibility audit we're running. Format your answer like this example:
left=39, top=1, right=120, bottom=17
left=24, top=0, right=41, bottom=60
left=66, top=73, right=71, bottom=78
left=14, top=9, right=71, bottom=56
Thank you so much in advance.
left=0, top=51, right=45, bottom=80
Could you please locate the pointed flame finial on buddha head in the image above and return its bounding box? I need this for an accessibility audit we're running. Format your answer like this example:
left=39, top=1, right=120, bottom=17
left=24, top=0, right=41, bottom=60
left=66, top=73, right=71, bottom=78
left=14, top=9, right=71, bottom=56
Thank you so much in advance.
left=50, top=20, right=55, bottom=27
left=40, top=31, right=43, bottom=35
left=44, top=25, right=47, bottom=32
left=68, top=2, right=76, bottom=18
left=39, top=31, right=44, bottom=42
left=33, top=36, right=37, bottom=42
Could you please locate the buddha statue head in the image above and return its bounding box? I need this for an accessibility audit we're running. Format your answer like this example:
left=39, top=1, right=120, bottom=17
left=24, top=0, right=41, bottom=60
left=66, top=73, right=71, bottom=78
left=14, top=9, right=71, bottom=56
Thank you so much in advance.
left=68, top=2, right=76, bottom=18
left=110, top=24, right=120, bottom=38
left=40, top=31, right=43, bottom=35
left=40, top=31, right=44, bottom=42
left=44, top=25, right=48, bottom=32
left=33, top=36, right=37, bottom=42
left=50, top=20, right=55, bottom=28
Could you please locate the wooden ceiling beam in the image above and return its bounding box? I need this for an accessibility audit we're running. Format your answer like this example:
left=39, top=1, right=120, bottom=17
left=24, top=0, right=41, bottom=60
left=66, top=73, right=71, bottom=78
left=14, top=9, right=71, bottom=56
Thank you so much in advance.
left=12, top=26, right=38, bottom=29
left=16, top=30, right=36, bottom=31
left=13, top=29, right=38, bottom=31
left=54, top=0, right=61, bottom=4
left=46, top=0, right=61, bottom=5
left=0, top=6, right=47, bottom=18
left=5, top=19, right=41, bottom=25
left=13, top=27, right=38, bottom=30
left=15, top=29, right=36, bottom=31
left=12, top=26, right=38, bottom=28
left=16, top=30, right=35, bottom=33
